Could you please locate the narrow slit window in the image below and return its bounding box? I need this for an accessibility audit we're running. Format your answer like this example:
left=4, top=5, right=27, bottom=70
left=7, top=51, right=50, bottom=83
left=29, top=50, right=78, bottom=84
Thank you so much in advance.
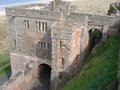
left=44, top=22, right=46, bottom=31
left=24, top=20, right=29, bottom=29
left=59, top=74, right=62, bottom=79
left=35, top=21, right=47, bottom=32
left=45, top=22, right=47, bottom=31
left=41, top=22, right=42, bottom=31
left=42, top=22, right=44, bottom=31
left=35, top=21, right=38, bottom=31
left=39, top=22, right=41, bottom=31
left=62, top=58, right=65, bottom=66
left=59, top=41, right=63, bottom=47
left=13, top=40, right=16, bottom=45
left=59, top=72, right=62, bottom=80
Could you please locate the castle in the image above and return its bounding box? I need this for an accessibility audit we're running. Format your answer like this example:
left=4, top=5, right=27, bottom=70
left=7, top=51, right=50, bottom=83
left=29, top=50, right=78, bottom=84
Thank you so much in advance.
left=0, top=0, right=120, bottom=90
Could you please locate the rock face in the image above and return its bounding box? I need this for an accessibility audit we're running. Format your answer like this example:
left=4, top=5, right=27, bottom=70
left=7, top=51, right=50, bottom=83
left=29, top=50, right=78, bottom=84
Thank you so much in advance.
left=1, top=0, right=120, bottom=90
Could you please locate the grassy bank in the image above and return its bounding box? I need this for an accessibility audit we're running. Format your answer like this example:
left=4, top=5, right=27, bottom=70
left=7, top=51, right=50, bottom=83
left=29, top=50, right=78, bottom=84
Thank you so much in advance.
left=0, top=51, right=11, bottom=77
left=60, top=35, right=120, bottom=90
left=0, top=51, right=10, bottom=67
left=0, top=65, right=11, bottom=76
left=0, top=15, right=9, bottom=56
left=0, top=15, right=11, bottom=77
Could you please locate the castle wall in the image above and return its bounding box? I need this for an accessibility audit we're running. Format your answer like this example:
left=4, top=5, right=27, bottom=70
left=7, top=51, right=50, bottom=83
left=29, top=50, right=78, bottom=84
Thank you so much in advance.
left=6, top=8, right=61, bottom=75
left=50, top=23, right=90, bottom=89
left=59, top=27, right=90, bottom=89
left=4, top=1, right=120, bottom=90
left=5, top=8, right=60, bottom=21
left=0, top=70, right=33, bottom=90
left=51, top=24, right=72, bottom=89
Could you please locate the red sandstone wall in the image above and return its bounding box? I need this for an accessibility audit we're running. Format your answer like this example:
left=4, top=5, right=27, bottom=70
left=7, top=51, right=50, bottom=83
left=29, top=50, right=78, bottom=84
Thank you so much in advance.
left=0, top=69, right=34, bottom=90
left=70, top=28, right=80, bottom=61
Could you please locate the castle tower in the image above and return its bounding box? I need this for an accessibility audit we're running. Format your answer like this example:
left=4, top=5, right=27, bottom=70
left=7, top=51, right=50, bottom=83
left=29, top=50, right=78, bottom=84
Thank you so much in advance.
left=53, top=0, right=61, bottom=10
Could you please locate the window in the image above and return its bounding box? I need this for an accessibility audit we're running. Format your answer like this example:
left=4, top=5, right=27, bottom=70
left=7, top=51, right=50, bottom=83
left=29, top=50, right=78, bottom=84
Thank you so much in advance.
left=38, top=42, right=46, bottom=49
left=39, top=22, right=41, bottom=30
left=35, top=21, right=38, bottom=31
left=42, top=22, right=44, bottom=31
left=60, top=8, right=62, bottom=12
left=61, top=58, right=65, bottom=67
left=59, top=72, right=62, bottom=80
left=59, top=41, right=63, bottom=47
left=38, top=42, right=50, bottom=50
left=35, top=21, right=41, bottom=31
left=24, top=20, right=29, bottom=29
left=44, top=22, right=47, bottom=31
left=41, top=42, right=46, bottom=49
left=17, top=35, right=22, bottom=39
left=35, top=21, right=47, bottom=31
left=13, top=40, right=16, bottom=45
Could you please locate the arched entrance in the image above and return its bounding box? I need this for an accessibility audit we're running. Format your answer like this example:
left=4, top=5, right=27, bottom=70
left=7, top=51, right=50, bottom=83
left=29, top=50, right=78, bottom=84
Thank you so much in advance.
left=28, top=64, right=51, bottom=90
left=89, top=28, right=102, bottom=49
left=38, top=64, right=51, bottom=90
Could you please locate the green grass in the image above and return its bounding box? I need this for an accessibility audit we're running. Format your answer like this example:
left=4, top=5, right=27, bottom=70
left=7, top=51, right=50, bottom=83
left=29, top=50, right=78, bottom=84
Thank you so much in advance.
left=0, top=51, right=11, bottom=77
left=0, top=66, right=11, bottom=76
left=60, top=35, right=120, bottom=90
left=0, top=15, right=11, bottom=77
left=0, top=51, right=10, bottom=67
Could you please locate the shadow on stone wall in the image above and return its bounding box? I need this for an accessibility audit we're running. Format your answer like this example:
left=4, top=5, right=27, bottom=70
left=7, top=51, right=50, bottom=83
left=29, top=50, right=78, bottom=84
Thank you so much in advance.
left=36, top=30, right=51, bottom=60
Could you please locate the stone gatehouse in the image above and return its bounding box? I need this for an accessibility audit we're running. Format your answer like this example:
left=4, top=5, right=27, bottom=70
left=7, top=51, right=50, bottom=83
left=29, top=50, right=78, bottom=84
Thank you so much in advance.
left=0, top=0, right=120, bottom=90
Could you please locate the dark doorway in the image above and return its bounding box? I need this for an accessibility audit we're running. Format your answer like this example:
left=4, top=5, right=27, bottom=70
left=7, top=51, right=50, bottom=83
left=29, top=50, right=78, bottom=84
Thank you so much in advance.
left=89, top=28, right=102, bottom=49
left=38, top=64, right=51, bottom=90
left=28, top=64, right=51, bottom=90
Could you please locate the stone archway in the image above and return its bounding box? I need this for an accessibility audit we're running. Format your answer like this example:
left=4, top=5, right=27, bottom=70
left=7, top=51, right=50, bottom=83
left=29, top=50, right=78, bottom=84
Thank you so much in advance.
left=37, top=64, right=52, bottom=90
left=89, top=28, right=102, bottom=49
left=28, top=63, right=51, bottom=90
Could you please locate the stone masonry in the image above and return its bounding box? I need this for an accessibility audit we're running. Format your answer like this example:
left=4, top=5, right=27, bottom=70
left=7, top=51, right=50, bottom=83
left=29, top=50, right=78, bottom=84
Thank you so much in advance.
left=0, top=0, right=120, bottom=90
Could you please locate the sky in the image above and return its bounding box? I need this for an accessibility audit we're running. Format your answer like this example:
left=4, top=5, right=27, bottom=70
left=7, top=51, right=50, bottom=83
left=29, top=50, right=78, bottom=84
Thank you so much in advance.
left=0, top=0, right=50, bottom=9
left=0, top=0, right=47, bottom=5
left=0, top=0, right=73, bottom=9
